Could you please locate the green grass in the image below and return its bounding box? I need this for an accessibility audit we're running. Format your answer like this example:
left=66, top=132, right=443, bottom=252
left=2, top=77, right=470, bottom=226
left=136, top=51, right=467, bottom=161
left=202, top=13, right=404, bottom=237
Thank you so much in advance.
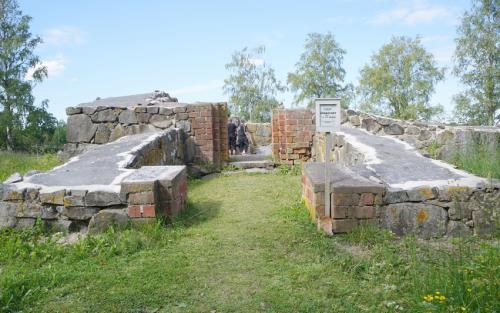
left=452, top=144, right=500, bottom=179
left=0, top=151, right=60, bottom=182
left=1, top=173, right=498, bottom=312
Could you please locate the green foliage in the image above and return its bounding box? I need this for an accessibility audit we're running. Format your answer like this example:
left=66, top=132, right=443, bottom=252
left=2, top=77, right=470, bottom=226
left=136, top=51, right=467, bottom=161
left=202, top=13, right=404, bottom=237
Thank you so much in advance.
left=0, top=151, right=59, bottom=181
left=0, top=0, right=64, bottom=152
left=357, top=36, right=445, bottom=121
left=287, top=32, right=353, bottom=108
left=452, top=0, right=499, bottom=126
left=452, top=142, right=500, bottom=179
left=426, top=140, right=443, bottom=159
left=0, top=174, right=498, bottom=312
left=276, top=164, right=301, bottom=176
left=223, top=46, right=286, bottom=122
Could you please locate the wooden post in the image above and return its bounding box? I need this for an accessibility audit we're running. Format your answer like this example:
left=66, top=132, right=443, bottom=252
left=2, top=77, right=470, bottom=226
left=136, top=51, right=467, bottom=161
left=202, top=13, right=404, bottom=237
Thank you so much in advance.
left=324, top=132, right=332, bottom=217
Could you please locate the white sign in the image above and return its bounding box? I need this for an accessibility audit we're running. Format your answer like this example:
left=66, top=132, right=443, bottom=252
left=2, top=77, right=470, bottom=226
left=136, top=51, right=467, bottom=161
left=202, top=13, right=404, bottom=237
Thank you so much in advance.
left=315, top=98, right=341, bottom=133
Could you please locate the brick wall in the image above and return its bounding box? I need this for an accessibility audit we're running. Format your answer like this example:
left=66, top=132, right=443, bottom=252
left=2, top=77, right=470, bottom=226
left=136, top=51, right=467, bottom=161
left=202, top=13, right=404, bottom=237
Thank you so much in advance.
left=302, top=163, right=385, bottom=234
left=187, top=103, right=228, bottom=169
left=271, top=109, right=315, bottom=165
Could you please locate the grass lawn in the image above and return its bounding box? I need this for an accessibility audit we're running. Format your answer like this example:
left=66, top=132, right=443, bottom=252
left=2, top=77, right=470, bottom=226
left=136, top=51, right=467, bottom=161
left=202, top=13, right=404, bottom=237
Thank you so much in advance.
left=0, top=151, right=60, bottom=182
left=0, top=172, right=498, bottom=312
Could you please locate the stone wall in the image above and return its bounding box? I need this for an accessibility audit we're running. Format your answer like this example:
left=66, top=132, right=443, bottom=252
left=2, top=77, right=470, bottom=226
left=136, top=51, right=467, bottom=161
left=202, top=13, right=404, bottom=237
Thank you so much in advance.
left=271, top=109, right=315, bottom=164
left=64, top=102, right=228, bottom=169
left=271, top=107, right=499, bottom=165
left=342, top=109, right=500, bottom=162
left=0, top=131, right=188, bottom=233
left=304, top=132, right=499, bottom=238
left=246, top=122, right=272, bottom=146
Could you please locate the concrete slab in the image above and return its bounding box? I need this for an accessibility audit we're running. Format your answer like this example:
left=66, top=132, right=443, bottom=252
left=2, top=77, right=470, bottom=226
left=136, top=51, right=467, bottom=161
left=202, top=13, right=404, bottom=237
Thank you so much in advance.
left=76, top=92, right=179, bottom=108
left=304, top=163, right=386, bottom=193
left=12, top=131, right=171, bottom=193
left=337, top=127, right=487, bottom=189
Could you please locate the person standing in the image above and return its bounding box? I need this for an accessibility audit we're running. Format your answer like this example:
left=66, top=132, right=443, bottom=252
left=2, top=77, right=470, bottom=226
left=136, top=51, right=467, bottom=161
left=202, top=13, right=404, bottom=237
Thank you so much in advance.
left=227, top=118, right=237, bottom=155
left=237, top=119, right=249, bottom=155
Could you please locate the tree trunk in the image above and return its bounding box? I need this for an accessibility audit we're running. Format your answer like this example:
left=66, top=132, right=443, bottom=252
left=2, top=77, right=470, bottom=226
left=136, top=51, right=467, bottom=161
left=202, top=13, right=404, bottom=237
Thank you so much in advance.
left=5, top=125, right=13, bottom=151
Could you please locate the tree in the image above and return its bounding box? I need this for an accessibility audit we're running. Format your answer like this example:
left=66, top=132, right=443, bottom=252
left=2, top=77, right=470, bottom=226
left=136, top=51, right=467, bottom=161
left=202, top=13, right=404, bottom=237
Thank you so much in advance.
left=357, top=36, right=445, bottom=121
left=453, top=0, right=499, bottom=126
left=0, top=0, right=47, bottom=150
left=223, top=46, right=285, bottom=122
left=287, top=32, right=352, bottom=108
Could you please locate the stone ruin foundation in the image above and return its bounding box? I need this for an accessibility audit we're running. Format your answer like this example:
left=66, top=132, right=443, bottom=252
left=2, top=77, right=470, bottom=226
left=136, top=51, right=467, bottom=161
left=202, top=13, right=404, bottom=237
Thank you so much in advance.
left=271, top=108, right=500, bottom=238
left=0, top=91, right=229, bottom=233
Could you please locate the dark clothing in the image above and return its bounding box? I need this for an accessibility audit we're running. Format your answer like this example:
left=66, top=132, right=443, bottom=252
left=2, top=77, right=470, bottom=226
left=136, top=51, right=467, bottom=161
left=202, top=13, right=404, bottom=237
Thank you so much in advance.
left=227, top=122, right=237, bottom=150
left=237, top=124, right=248, bottom=153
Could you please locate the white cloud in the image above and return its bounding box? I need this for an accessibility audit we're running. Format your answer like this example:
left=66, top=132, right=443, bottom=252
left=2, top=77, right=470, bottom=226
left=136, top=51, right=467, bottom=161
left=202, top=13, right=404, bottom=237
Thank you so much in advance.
left=26, top=54, right=68, bottom=80
left=171, top=80, right=223, bottom=95
left=369, top=1, right=454, bottom=26
left=43, top=26, right=86, bottom=46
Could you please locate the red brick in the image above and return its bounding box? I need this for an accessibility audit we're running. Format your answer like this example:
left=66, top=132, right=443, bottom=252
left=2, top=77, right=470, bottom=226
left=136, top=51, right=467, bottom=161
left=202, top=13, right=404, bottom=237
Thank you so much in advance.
left=360, top=193, right=374, bottom=206
left=127, top=205, right=156, bottom=218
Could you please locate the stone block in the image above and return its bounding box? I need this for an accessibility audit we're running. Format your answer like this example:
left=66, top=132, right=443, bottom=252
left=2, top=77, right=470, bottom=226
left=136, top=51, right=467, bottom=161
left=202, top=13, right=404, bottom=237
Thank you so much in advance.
left=88, top=209, right=129, bottom=234
left=118, top=110, right=138, bottom=125
left=176, top=112, right=189, bottom=120
left=146, top=106, right=159, bottom=114
left=407, top=187, right=436, bottom=201
left=384, top=123, right=404, bottom=135
left=150, top=115, right=173, bottom=129
left=61, top=206, right=100, bottom=220
left=448, top=202, right=472, bottom=220
left=82, top=107, right=97, bottom=115
left=0, top=201, right=17, bottom=217
left=40, top=190, right=66, bottom=205
left=360, top=193, right=374, bottom=205
left=15, top=218, right=36, bottom=229
left=25, top=188, right=39, bottom=201
left=136, top=113, right=151, bottom=123
left=332, top=206, right=348, bottom=219
left=349, top=115, right=361, bottom=126
left=85, top=191, right=122, bottom=207
left=128, top=191, right=155, bottom=205
left=381, top=203, right=447, bottom=238
left=159, top=107, right=173, bottom=115
left=405, top=126, right=420, bottom=135
left=447, top=221, right=472, bottom=237
left=332, top=193, right=360, bottom=206
left=63, top=190, right=87, bottom=207
left=66, top=107, right=82, bottom=115
left=41, top=205, right=60, bottom=219
left=2, top=187, right=25, bottom=201
left=127, top=204, right=156, bottom=218
left=438, top=186, right=471, bottom=202
left=355, top=206, right=375, bottom=219
left=109, top=124, right=125, bottom=142
left=472, top=210, right=495, bottom=237
left=418, top=129, right=432, bottom=141
left=361, top=118, right=381, bottom=133
left=91, top=109, right=118, bottom=122
left=332, top=219, right=357, bottom=233
left=384, top=190, right=409, bottom=204
left=67, top=114, right=97, bottom=143
left=15, top=201, right=42, bottom=218
left=94, top=124, right=111, bottom=144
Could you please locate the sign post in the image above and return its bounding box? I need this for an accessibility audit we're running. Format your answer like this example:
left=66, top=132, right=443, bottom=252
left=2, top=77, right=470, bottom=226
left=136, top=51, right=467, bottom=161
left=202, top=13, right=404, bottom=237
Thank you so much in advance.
left=315, top=98, right=341, bottom=218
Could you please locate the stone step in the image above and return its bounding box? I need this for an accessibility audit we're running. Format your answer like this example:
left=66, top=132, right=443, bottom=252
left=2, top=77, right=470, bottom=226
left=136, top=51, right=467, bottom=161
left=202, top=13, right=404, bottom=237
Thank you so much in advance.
left=229, top=154, right=270, bottom=162
left=229, top=160, right=274, bottom=170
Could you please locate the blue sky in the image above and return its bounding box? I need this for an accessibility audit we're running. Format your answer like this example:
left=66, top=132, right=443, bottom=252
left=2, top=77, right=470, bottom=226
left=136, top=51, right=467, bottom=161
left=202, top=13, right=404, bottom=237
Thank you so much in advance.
left=20, top=0, right=471, bottom=120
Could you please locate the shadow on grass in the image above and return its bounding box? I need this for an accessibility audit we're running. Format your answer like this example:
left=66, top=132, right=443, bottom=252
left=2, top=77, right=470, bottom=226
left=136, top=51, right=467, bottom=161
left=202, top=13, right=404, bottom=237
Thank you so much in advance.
left=173, top=199, right=222, bottom=228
